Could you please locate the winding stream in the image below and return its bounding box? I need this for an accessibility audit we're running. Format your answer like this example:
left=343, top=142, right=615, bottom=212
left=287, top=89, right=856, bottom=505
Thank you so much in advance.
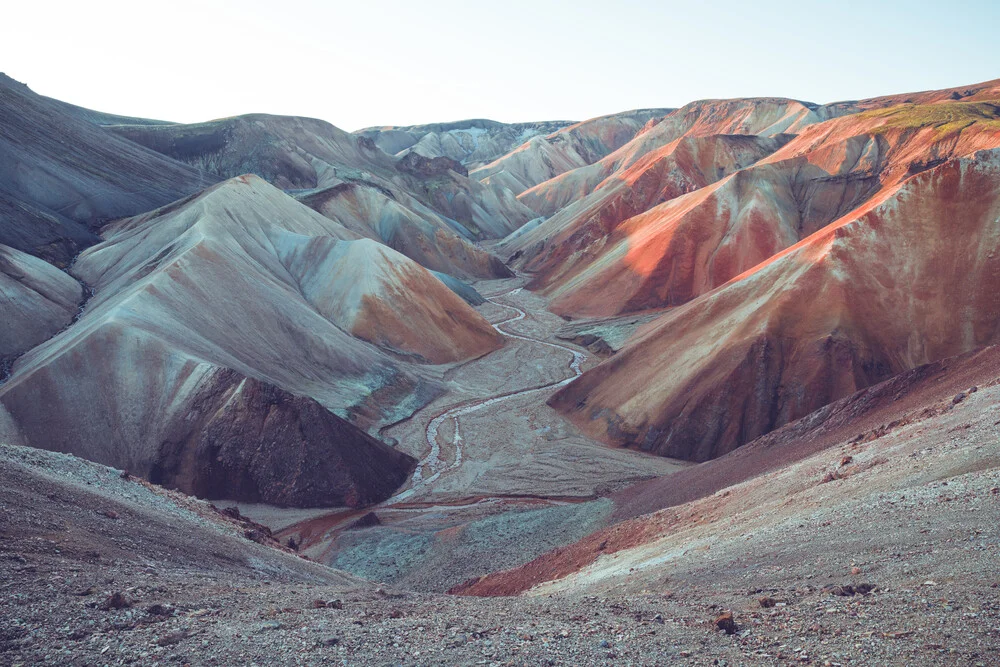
left=387, top=287, right=587, bottom=503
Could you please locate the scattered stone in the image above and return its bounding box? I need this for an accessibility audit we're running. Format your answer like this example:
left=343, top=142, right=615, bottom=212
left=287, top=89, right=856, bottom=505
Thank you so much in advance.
left=952, top=392, right=967, bottom=405
left=759, top=597, right=776, bottom=608
left=74, top=585, right=96, bottom=596
left=599, top=639, right=611, bottom=648
left=258, top=621, right=282, bottom=631
left=714, top=610, right=737, bottom=634
left=851, top=567, right=861, bottom=576
left=221, top=506, right=242, bottom=521
left=119, top=469, right=131, bottom=480
left=99, top=592, right=131, bottom=611
left=825, top=583, right=874, bottom=596
left=145, top=604, right=174, bottom=617
left=969, top=385, right=978, bottom=393
left=100, top=509, right=119, bottom=520
left=66, top=628, right=90, bottom=641
left=321, top=636, right=340, bottom=647
left=156, top=630, right=189, bottom=647
left=840, top=456, right=853, bottom=467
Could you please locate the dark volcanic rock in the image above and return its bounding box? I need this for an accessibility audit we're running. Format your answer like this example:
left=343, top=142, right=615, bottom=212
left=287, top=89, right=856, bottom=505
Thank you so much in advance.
left=149, top=369, right=417, bottom=508
left=714, top=610, right=737, bottom=634
left=346, top=511, right=382, bottom=530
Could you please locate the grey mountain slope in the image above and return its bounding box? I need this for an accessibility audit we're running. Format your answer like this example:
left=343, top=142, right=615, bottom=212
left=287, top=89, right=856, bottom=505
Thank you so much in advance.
left=0, top=74, right=217, bottom=265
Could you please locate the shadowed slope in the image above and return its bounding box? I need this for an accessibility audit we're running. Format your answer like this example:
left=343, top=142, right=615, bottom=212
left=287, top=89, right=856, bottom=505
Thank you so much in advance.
left=0, top=245, right=83, bottom=360
left=0, top=74, right=216, bottom=265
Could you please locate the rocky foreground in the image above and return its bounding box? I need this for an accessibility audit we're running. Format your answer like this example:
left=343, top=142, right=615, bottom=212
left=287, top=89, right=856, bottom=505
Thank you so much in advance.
left=2, top=367, right=997, bottom=666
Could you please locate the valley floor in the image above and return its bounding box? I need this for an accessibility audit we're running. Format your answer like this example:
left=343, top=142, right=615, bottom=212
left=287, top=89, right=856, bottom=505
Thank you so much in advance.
left=247, top=276, right=685, bottom=592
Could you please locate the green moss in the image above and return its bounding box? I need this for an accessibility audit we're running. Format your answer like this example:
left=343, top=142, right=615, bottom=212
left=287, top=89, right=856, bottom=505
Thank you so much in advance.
left=859, top=100, right=1000, bottom=137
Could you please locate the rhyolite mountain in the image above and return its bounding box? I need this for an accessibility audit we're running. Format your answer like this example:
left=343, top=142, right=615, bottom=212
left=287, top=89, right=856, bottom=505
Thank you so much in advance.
left=108, top=114, right=527, bottom=280
left=0, top=175, right=504, bottom=507
left=2, top=73, right=1000, bottom=508
left=354, top=118, right=576, bottom=167
left=471, top=109, right=673, bottom=198
left=520, top=84, right=1000, bottom=463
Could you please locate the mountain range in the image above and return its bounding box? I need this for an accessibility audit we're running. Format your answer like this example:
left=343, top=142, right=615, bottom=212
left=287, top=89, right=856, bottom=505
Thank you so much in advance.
left=1, top=72, right=999, bottom=665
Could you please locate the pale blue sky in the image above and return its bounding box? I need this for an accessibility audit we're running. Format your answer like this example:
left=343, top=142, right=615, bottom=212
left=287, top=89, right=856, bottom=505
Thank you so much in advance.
left=3, top=0, right=998, bottom=130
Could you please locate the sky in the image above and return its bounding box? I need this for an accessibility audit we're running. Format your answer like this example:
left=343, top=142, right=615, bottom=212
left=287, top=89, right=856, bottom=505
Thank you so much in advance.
left=3, top=0, right=998, bottom=131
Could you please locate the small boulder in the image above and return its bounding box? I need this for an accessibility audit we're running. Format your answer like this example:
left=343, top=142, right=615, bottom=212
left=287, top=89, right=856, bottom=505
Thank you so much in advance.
left=156, top=630, right=189, bottom=647
left=99, top=592, right=131, bottom=611
left=714, top=610, right=737, bottom=634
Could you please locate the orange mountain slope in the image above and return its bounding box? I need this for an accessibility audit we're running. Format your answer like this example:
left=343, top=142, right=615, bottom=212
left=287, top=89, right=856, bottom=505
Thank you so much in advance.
left=548, top=144, right=1000, bottom=462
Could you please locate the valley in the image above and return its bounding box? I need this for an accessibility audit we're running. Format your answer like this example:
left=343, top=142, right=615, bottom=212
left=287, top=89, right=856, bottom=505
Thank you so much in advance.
left=2, top=66, right=1000, bottom=666
left=248, top=272, right=687, bottom=592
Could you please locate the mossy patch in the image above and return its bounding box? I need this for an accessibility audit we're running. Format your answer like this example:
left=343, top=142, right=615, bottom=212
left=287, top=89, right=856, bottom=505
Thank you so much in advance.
left=859, top=100, right=1000, bottom=137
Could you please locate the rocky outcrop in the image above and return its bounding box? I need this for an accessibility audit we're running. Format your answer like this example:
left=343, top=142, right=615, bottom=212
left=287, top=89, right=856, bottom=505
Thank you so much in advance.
left=148, top=369, right=416, bottom=507
left=397, top=152, right=468, bottom=178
